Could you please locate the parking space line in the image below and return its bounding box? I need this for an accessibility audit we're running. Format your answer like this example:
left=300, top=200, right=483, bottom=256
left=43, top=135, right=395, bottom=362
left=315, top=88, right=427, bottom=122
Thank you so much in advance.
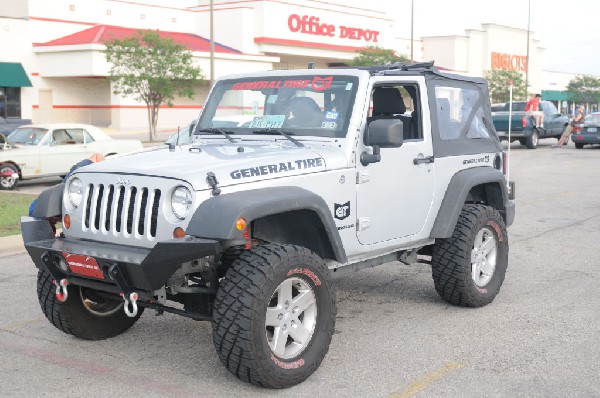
left=387, top=362, right=464, bottom=398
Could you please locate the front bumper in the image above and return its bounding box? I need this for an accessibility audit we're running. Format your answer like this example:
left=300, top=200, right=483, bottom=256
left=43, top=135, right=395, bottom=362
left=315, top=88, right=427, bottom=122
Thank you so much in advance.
left=22, top=217, right=221, bottom=295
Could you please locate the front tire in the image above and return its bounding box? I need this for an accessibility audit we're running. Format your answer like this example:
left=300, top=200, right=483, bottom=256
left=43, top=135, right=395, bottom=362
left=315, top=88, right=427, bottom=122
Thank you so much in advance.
left=526, top=130, right=539, bottom=149
left=431, top=204, right=509, bottom=307
left=212, top=244, right=336, bottom=388
left=37, top=270, right=143, bottom=339
left=0, top=163, right=18, bottom=190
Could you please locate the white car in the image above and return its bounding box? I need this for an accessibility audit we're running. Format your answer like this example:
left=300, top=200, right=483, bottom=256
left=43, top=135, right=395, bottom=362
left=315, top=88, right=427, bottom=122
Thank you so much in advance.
left=0, top=123, right=143, bottom=190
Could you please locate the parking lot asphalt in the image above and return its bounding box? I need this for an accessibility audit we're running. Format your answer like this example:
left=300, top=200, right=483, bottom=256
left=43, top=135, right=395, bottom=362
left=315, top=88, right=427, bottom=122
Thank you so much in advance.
left=0, top=141, right=599, bottom=397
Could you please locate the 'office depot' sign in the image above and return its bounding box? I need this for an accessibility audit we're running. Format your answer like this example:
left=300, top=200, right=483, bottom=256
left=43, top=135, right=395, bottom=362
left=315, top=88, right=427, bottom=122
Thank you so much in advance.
left=288, top=14, right=379, bottom=42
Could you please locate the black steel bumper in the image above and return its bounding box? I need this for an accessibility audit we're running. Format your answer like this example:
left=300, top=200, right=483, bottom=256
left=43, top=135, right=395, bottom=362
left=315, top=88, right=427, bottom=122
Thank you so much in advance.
left=21, top=217, right=221, bottom=295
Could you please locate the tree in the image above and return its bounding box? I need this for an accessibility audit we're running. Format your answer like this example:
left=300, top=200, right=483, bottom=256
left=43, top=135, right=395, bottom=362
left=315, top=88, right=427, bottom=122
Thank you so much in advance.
left=104, top=30, right=202, bottom=141
left=484, top=69, right=527, bottom=104
left=565, top=75, right=600, bottom=105
left=349, top=46, right=410, bottom=67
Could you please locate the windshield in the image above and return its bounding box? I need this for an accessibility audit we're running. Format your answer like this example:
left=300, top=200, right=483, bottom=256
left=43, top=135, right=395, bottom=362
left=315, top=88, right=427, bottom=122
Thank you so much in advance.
left=197, top=75, right=359, bottom=138
left=7, top=128, right=47, bottom=145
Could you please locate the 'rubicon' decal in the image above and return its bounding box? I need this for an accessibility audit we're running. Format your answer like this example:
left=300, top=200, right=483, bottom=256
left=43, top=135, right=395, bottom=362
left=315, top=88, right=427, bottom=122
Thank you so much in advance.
left=230, top=158, right=323, bottom=179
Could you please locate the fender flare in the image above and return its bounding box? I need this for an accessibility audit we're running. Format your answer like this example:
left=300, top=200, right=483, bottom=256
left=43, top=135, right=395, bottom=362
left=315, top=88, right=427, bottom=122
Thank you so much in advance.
left=186, top=186, right=347, bottom=263
left=430, top=167, right=510, bottom=239
left=32, top=183, right=64, bottom=218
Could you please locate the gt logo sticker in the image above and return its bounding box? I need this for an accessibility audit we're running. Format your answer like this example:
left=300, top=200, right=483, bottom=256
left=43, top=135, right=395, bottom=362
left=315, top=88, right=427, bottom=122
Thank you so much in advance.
left=312, top=76, right=333, bottom=91
left=334, top=201, right=350, bottom=220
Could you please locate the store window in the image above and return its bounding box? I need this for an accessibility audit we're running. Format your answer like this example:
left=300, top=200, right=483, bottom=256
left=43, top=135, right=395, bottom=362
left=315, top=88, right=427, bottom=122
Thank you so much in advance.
left=0, top=87, right=22, bottom=119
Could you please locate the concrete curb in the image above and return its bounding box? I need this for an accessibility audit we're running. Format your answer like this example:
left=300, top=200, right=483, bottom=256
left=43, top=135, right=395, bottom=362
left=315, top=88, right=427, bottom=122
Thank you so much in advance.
left=0, top=234, right=25, bottom=257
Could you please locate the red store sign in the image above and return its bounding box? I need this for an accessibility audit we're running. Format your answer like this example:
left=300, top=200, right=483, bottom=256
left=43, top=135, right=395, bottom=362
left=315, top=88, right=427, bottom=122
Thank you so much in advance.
left=491, top=52, right=527, bottom=72
left=287, top=14, right=379, bottom=43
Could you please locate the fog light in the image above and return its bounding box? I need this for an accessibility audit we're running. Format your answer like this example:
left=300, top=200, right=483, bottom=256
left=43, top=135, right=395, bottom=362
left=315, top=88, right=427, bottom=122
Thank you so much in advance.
left=63, top=214, right=71, bottom=229
left=173, top=227, right=185, bottom=238
left=58, top=258, right=69, bottom=273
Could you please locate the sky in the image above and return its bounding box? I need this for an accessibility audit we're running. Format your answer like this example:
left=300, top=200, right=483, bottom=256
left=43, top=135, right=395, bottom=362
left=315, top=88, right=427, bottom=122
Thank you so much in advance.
left=378, top=0, right=599, bottom=76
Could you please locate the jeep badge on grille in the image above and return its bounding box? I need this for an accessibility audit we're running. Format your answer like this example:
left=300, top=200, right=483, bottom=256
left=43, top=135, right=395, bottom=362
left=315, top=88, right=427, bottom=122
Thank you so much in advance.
left=116, top=177, right=131, bottom=186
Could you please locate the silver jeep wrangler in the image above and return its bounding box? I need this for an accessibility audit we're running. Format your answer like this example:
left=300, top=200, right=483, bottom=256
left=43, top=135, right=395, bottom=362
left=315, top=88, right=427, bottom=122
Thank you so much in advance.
left=23, top=62, right=515, bottom=388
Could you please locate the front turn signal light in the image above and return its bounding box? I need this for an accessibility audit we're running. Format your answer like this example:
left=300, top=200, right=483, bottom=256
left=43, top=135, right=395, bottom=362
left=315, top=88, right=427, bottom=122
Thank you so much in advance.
left=235, top=218, right=247, bottom=231
left=173, top=227, right=185, bottom=239
left=63, top=214, right=71, bottom=229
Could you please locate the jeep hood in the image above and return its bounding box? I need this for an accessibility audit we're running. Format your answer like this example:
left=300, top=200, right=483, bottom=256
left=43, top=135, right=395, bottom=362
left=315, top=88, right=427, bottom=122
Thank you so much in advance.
left=77, top=141, right=348, bottom=190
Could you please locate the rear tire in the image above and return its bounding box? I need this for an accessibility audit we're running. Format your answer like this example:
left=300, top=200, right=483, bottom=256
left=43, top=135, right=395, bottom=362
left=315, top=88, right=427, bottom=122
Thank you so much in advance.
left=575, top=143, right=584, bottom=149
left=37, top=270, right=143, bottom=340
left=526, top=130, right=539, bottom=149
left=431, top=204, right=508, bottom=307
left=212, top=244, right=336, bottom=388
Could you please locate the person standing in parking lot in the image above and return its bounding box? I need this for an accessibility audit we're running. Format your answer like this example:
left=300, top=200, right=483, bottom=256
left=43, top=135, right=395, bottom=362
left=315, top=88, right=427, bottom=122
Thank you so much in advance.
left=553, top=105, right=585, bottom=148
left=525, top=93, right=544, bottom=129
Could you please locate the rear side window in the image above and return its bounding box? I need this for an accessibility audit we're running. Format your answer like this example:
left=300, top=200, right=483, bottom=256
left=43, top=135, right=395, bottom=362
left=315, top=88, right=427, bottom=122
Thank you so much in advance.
left=435, top=86, right=489, bottom=140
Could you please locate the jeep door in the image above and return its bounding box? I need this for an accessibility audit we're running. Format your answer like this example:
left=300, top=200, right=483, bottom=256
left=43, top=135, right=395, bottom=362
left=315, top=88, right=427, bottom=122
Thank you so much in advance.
left=356, top=80, right=434, bottom=245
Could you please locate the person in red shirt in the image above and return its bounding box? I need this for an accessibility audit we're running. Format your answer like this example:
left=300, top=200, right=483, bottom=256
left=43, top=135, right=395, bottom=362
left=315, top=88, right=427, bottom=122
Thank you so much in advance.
left=525, top=94, right=544, bottom=129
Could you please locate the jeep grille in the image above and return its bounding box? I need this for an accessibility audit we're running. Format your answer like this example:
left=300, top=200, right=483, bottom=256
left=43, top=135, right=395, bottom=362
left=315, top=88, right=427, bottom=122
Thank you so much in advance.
left=82, top=183, right=162, bottom=238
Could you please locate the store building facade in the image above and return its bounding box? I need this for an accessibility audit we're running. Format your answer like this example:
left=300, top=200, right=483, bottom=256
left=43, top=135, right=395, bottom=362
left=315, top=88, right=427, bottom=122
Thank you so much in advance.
left=0, top=0, right=577, bottom=132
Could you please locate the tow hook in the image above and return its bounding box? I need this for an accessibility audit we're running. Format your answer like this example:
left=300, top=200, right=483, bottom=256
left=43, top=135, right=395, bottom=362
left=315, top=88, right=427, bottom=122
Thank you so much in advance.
left=121, top=292, right=139, bottom=318
left=53, top=279, right=69, bottom=302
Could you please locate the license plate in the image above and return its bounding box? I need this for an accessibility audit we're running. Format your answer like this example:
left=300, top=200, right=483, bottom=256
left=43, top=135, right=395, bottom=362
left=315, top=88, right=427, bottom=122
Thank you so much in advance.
left=587, top=127, right=597, bottom=132
left=62, top=252, right=104, bottom=279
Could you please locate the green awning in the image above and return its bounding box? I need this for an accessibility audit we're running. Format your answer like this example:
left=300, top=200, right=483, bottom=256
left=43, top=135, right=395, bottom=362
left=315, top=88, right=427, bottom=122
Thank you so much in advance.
left=542, top=90, right=571, bottom=101
left=0, top=62, right=32, bottom=87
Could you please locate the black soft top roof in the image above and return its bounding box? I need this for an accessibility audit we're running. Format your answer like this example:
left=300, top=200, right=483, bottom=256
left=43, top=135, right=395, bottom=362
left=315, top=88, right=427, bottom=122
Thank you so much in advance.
left=348, top=61, right=488, bottom=85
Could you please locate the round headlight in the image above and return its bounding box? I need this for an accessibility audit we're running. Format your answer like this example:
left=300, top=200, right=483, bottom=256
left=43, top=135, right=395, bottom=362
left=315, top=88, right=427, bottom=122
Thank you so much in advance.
left=67, top=178, right=84, bottom=207
left=171, top=186, right=193, bottom=220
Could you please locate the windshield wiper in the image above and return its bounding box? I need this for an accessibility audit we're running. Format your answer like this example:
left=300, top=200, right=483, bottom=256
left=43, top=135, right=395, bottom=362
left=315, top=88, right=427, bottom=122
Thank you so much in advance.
left=196, top=128, right=237, bottom=143
left=252, top=129, right=304, bottom=147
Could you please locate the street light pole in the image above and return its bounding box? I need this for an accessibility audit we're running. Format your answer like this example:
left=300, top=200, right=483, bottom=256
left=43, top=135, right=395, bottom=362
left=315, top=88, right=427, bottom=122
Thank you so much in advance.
left=210, top=0, right=215, bottom=87
left=410, top=0, right=414, bottom=62
left=525, top=0, right=531, bottom=97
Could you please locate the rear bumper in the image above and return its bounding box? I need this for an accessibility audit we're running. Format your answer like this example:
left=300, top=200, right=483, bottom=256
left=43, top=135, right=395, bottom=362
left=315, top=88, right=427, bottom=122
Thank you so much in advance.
left=571, top=133, right=600, bottom=144
left=21, top=217, right=221, bottom=294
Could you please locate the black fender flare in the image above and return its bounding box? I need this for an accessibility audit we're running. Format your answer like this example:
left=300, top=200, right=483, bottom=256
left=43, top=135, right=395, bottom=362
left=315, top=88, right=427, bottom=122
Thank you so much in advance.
left=430, top=167, right=511, bottom=239
left=186, top=186, right=347, bottom=263
left=32, top=183, right=64, bottom=218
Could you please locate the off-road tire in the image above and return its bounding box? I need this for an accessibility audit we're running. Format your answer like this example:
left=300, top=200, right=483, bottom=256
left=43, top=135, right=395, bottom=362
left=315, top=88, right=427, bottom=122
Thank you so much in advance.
left=526, top=130, right=539, bottom=149
left=0, top=163, right=18, bottom=190
left=212, top=244, right=336, bottom=388
left=431, top=204, right=508, bottom=307
left=37, top=269, right=143, bottom=340
left=575, top=143, right=584, bottom=149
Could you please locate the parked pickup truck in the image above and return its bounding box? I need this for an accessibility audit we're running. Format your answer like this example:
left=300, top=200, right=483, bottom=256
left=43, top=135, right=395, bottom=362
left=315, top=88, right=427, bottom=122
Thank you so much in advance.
left=0, top=116, right=32, bottom=135
left=492, top=101, right=568, bottom=149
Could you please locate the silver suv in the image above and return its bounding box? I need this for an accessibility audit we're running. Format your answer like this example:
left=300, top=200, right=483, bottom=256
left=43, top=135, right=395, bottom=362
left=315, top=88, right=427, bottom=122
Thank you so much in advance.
left=23, top=62, right=515, bottom=388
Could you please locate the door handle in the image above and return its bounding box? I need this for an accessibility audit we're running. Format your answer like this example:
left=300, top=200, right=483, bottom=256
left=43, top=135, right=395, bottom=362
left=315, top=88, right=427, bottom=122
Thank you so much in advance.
left=413, top=155, right=434, bottom=165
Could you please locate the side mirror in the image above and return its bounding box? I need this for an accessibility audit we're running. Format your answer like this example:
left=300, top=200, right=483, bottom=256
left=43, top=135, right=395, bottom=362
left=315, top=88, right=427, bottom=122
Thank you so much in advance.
left=361, top=119, right=403, bottom=166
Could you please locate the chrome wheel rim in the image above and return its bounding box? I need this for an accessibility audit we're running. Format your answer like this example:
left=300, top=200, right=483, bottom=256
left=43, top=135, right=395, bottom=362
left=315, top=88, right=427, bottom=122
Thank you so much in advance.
left=265, top=277, right=317, bottom=359
left=470, top=227, right=498, bottom=287
left=0, top=166, right=16, bottom=188
left=532, top=132, right=539, bottom=146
